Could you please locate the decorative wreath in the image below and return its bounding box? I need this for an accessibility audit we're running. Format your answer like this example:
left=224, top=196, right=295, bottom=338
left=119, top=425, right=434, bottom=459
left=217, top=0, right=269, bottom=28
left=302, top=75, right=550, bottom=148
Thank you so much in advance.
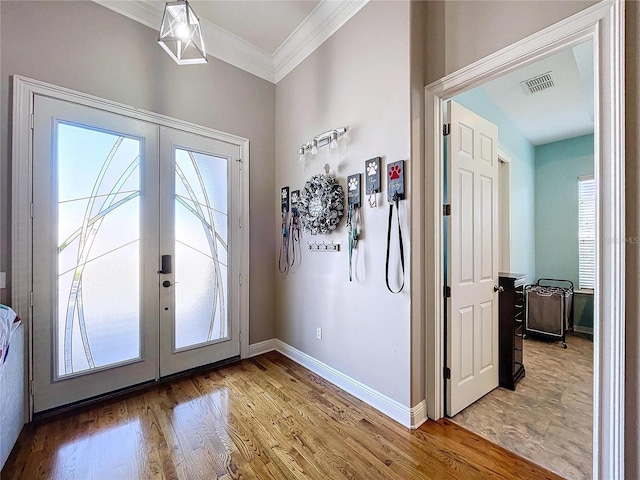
left=297, top=173, right=345, bottom=235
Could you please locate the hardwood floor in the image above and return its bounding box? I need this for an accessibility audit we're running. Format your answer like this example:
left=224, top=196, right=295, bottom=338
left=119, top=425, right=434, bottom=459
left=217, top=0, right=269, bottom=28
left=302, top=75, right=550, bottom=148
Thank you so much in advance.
left=2, top=352, right=561, bottom=480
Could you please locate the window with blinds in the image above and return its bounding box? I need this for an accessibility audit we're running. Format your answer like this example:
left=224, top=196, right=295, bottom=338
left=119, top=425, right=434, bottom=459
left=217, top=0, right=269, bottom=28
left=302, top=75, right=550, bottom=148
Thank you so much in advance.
left=578, top=176, right=596, bottom=289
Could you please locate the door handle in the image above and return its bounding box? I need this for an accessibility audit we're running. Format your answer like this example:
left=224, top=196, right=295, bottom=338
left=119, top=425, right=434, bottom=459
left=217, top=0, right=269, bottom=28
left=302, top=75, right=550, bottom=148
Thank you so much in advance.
left=158, top=255, right=172, bottom=274
left=494, top=285, right=504, bottom=293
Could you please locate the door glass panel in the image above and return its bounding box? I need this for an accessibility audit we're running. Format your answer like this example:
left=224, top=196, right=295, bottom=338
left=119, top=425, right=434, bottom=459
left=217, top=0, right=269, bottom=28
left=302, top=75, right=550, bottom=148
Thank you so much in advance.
left=56, top=122, right=141, bottom=377
left=174, top=148, right=229, bottom=350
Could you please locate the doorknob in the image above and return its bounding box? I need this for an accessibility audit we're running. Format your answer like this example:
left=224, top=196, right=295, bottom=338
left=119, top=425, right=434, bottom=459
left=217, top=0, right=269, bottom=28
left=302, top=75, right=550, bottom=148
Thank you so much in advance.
left=494, top=285, right=504, bottom=293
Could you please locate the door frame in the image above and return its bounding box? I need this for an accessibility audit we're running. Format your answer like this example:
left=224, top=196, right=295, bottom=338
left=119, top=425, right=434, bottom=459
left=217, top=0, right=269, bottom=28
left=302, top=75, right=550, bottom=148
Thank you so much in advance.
left=12, top=75, right=251, bottom=421
left=498, top=151, right=511, bottom=273
left=424, top=1, right=624, bottom=478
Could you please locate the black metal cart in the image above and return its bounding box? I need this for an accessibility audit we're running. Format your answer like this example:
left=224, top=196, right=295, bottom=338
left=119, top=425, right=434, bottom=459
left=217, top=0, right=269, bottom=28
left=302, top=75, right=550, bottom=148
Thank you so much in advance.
left=524, top=278, right=574, bottom=348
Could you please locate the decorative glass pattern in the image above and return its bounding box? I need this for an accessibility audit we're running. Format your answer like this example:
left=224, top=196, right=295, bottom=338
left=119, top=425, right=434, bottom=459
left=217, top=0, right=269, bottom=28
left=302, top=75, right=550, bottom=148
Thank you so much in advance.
left=174, top=148, right=228, bottom=349
left=57, top=123, right=141, bottom=377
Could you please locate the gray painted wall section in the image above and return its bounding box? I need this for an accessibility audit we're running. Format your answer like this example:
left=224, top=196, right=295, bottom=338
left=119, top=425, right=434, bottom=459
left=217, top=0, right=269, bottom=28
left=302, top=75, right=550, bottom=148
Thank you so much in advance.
left=275, top=1, right=412, bottom=406
left=0, top=1, right=276, bottom=344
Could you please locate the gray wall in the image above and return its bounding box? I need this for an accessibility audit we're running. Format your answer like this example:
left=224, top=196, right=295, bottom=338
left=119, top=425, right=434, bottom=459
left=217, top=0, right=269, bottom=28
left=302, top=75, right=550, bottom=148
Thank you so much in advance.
left=0, top=1, right=276, bottom=344
left=424, top=1, right=638, bottom=476
left=275, top=1, right=412, bottom=406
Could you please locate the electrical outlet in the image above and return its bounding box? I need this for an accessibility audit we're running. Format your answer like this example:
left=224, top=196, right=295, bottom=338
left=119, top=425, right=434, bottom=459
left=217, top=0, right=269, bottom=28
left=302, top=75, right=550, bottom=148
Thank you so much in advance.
left=316, top=327, right=322, bottom=340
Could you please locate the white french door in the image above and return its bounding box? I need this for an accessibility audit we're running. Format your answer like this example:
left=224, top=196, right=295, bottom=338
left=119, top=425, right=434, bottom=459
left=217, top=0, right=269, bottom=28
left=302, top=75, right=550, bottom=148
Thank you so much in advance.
left=32, top=96, right=241, bottom=412
left=159, top=128, right=240, bottom=376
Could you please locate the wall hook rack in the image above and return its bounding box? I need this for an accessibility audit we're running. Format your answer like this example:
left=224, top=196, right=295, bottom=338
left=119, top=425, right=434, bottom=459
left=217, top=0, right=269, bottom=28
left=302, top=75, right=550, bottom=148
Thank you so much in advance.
left=308, top=241, right=340, bottom=252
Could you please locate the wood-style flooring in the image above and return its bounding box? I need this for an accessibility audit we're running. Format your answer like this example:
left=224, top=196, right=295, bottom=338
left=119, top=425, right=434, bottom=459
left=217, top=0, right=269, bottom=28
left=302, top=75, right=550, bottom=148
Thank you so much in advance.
left=2, top=351, right=562, bottom=480
left=452, top=333, right=593, bottom=480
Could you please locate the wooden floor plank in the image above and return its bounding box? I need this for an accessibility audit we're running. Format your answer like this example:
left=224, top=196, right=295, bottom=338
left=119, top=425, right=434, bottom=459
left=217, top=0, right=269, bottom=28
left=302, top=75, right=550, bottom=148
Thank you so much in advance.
left=2, top=352, right=563, bottom=480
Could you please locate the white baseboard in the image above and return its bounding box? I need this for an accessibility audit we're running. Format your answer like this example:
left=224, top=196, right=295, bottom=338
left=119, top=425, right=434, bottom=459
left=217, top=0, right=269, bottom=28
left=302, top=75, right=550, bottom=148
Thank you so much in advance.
left=247, top=339, right=277, bottom=358
left=273, top=339, right=426, bottom=429
left=574, top=326, right=594, bottom=336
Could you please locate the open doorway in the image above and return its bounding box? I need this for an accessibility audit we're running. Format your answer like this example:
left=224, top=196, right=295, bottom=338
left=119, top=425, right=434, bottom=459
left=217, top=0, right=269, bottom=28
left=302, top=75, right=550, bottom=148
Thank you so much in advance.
left=443, top=40, right=595, bottom=479
left=423, top=1, right=625, bottom=479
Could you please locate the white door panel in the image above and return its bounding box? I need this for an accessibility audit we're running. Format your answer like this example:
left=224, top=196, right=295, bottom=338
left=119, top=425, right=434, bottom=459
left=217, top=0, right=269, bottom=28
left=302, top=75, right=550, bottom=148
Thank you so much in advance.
left=159, top=128, right=241, bottom=376
left=32, top=96, right=159, bottom=412
left=446, top=100, right=500, bottom=417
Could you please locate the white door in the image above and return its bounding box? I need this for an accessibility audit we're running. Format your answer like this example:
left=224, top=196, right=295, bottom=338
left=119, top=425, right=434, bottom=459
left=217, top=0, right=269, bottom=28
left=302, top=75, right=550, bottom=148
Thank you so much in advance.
left=32, top=96, right=242, bottom=412
left=159, top=128, right=241, bottom=376
left=446, top=100, right=500, bottom=416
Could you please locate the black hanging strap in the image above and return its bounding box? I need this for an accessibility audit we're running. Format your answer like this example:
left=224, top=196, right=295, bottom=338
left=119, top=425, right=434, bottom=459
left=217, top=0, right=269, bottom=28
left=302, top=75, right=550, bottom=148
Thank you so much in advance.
left=289, top=213, right=300, bottom=267
left=385, top=196, right=404, bottom=293
left=278, top=211, right=289, bottom=274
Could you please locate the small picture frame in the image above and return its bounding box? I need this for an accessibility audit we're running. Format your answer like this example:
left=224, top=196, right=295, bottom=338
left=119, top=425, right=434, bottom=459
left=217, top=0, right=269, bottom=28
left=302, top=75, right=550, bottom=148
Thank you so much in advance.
left=347, top=174, right=361, bottom=208
left=365, top=157, right=381, bottom=195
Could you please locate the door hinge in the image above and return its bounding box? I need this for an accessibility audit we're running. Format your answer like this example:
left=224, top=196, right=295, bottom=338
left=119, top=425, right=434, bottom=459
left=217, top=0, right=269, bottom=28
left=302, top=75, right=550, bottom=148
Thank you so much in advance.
left=30, top=113, right=34, bottom=130
left=443, top=204, right=451, bottom=216
left=444, top=367, right=451, bottom=379
left=29, top=380, right=34, bottom=398
left=444, top=286, right=451, bottom=298
left=239, top=217, right=242, bottom=228
left=443, top=123, right=451, bottom=136
left=30, top=291, right=34, bottom=307
left=239, top=274, right=242, bottom=286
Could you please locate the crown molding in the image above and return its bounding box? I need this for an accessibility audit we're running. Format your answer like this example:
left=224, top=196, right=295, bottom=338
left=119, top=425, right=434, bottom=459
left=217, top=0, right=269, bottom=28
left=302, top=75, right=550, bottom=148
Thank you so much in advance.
left=93, top=0, right=368, bottom=84
left=273, top=0, right=369, bottom=83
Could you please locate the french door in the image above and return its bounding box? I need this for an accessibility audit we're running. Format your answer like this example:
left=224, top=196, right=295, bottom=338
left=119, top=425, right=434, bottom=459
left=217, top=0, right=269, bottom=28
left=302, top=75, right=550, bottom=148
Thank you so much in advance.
left=32, top=96, right=241, bottom=412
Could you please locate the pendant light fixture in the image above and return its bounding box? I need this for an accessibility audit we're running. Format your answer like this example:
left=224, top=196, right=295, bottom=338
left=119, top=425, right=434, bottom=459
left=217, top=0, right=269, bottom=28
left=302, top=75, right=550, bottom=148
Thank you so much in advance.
left=158, top=0, right=207, bottom=65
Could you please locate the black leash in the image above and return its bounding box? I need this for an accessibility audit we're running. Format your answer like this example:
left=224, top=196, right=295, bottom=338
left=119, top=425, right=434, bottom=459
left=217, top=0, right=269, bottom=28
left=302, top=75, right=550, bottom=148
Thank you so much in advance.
left=278, top=210, right=289, bottom=274
left=289, top=211, right=300, bottom=267
left=385, top=194, right=404, bottom=293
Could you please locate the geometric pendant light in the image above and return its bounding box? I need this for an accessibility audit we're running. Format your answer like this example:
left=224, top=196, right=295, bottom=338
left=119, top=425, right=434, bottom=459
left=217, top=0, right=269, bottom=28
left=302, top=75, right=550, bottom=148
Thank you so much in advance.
left=158, top=0, right=207, bottom=65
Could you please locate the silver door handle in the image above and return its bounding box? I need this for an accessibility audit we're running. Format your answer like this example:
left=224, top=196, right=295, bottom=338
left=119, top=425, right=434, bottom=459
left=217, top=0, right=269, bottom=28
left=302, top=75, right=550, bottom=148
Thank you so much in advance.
left=494, top=285, right=504, bottom=293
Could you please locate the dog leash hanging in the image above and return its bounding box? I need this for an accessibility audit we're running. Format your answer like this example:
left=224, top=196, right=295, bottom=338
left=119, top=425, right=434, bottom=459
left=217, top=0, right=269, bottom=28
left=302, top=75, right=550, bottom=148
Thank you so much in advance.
left=385, top=160, right=406, bottom=294
left=289, top=207, right=301, bottom=267
left=279, top=187, right=290, bottom=274
left=346, top=173, right=362, bottom=281
left=385, top=194, right=404, bottom=293
left=346, top=203, right=359, bottom=281
left=278, top=209, right=289, bottom=273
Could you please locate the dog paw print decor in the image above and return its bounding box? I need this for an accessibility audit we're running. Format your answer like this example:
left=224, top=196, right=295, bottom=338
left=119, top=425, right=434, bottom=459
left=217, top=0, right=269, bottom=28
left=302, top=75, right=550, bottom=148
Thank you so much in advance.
left=386, top=160, right=405, bottom=203
left=347, top=174, right=361, bottom=208
left=365, top=157, right=381, bottom=195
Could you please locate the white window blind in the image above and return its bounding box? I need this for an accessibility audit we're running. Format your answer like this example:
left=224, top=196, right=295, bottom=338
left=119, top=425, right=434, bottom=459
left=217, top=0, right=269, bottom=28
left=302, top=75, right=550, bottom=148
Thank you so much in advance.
left=578, top=176, right=596, bottom=289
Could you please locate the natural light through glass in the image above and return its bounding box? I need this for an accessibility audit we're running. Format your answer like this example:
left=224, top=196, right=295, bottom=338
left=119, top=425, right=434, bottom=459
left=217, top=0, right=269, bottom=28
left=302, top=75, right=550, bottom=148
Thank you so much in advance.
left=57, top=122, right=141, bottom=377
left=174, top=148, right=228, bottom=349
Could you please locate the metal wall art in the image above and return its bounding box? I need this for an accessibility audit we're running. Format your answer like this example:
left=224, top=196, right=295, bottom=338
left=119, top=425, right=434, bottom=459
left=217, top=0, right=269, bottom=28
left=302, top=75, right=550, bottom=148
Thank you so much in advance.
left=297, top=173, right=344, bottom=235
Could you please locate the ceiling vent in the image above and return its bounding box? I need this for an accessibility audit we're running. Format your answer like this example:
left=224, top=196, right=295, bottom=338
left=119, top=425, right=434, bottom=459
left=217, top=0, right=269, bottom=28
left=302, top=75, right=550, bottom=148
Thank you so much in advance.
left=521, top=72, right=556, bottom=94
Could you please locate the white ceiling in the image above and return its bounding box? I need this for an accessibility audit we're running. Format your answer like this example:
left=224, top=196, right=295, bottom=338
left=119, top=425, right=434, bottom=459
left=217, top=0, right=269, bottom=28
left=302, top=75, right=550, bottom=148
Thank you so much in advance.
left=190, top=0, right=320, bottom=55
left=94, top=0, right=366, bottom=83
left=478, top=40, right=594, bottom=146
